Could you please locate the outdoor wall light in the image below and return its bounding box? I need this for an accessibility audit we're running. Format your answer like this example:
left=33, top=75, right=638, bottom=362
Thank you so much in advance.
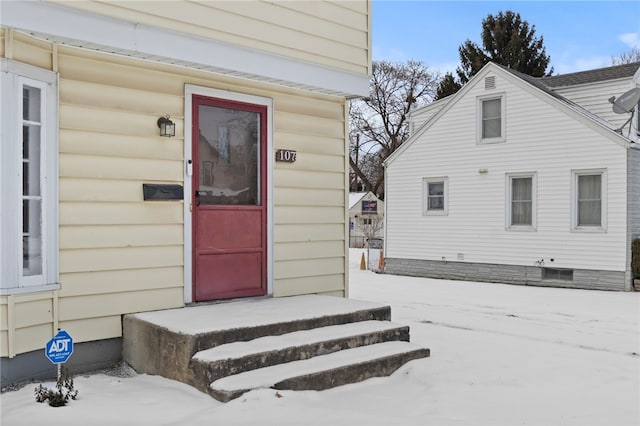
left=157, top=114, right=176, bottom=137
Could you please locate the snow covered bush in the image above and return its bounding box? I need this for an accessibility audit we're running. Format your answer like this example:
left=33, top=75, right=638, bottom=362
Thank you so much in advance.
left=34, top=366, right=78, bottom=407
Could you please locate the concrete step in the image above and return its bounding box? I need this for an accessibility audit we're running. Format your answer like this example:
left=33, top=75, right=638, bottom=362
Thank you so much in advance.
left=123, top=295, right=392, bottom=386
left=209, top=341, right=430, bottom=402
left=190, top=320, right=410, bottom=392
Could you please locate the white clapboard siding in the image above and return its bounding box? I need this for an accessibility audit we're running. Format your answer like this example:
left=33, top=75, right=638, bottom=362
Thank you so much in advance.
left=408, top=98, right=450, bottom=131
left=49, top=0, right=369, bottom=74
left=631, top=149, right=640, bottom=239
left=553, top=79, right=635, bottom=129
left=386, top=67, right=629, bottom=272
left=275, top=257, right=345, bottom=281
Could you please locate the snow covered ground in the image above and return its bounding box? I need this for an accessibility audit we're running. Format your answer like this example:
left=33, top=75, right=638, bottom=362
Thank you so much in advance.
left=2, top=249, right=639, bottom=425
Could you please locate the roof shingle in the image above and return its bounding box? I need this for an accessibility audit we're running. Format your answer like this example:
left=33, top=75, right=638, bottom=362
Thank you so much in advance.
left=538, top=62, right=640, bottom=88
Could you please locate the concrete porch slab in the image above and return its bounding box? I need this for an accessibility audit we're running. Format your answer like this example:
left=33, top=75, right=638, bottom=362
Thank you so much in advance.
left=127, top=294, right=390, bottom=335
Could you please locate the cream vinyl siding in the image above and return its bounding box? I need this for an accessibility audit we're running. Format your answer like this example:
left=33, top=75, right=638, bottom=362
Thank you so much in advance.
left=49, top=0, right=370, bottom=75
left=386, top=70, right=629, bottom=273
left=1, top=31, right=348, bottom=356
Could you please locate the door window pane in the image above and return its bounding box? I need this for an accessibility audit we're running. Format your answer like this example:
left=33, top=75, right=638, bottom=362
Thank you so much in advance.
left=197, top=105, right=260, bottom=205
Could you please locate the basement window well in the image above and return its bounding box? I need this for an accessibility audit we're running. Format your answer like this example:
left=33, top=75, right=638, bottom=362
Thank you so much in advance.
left=542, top=268, right=574, bottom=281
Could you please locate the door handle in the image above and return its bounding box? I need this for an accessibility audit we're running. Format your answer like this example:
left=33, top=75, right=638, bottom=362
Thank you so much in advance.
left=195, top=190, right=206, bottom=206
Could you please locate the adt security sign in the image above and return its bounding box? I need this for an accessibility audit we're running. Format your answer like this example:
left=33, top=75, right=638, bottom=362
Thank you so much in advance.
left=45, top=330, right=73, bottom=364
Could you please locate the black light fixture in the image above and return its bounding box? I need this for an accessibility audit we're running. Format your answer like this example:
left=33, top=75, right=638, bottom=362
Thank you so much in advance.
left=157, top=114, right=176, bottom=137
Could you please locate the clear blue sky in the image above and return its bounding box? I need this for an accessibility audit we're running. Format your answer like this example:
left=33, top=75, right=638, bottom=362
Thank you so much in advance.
left=372, top=1, right=640, bottom=75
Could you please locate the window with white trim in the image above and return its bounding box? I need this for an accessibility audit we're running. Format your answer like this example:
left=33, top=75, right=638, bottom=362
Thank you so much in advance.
left=572, top=169, right=607, bottom=231
left=478, top=95, right=505, bottom=144
left=1, top=59, right=59, bottom=294
left=423, top=177, right=448, bottom=215
left=506, top=173, right=536, bottom=229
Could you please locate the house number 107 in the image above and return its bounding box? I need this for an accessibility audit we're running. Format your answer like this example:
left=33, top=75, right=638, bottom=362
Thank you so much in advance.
left=276, top=149, right=297, bottom=163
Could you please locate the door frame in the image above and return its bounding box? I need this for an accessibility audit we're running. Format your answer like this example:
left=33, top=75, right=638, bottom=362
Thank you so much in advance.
left=183, top=84, right=274, bottom=304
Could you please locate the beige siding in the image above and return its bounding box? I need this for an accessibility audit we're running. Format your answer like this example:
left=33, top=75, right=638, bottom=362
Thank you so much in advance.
left=2, top=30, right=349, bottom=356
left=50, top=0, right=371, bottom=75
left=59, top=316, right=122, bottom=343
left=60, top=267, right=183, bottom=297
left=0, top=293, right=56, bottom=357
left=274, top=275, right=345, bottom=297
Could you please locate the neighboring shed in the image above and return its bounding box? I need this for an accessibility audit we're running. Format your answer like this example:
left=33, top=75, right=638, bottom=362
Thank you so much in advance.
left=349, top=192, right=384, bottom=247
left=0, top=0, right=372, bottom=385
left=384, top=62, right=640, bottom=292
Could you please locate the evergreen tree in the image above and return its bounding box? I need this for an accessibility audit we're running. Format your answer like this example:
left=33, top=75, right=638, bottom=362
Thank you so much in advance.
left=435, top=72, right=462, bottom=99
left=436, top=10, right=553, bottom=100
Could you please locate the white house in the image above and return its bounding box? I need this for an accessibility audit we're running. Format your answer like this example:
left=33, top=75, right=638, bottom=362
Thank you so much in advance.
left=349, top=191, right=384, bottom=247
left=384, top=62, right=640, bottom=291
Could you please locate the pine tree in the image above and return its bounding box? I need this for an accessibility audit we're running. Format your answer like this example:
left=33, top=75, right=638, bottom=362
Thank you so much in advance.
left=436, top=10, right=553, bottom=100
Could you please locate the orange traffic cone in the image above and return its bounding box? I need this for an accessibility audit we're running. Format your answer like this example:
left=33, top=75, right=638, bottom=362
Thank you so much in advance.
left=360, top=252, right=366, bottom=270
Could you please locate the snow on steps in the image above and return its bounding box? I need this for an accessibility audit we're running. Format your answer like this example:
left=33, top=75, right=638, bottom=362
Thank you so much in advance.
left=122, top=295, right=430, bottom=402
left=209, top=341, right=430, bottom=402
left=190, top=320, right=413, bottom=396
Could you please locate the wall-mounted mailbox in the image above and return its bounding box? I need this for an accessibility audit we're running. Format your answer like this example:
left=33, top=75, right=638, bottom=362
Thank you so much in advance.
left=143, top=184, right=184, bottom=201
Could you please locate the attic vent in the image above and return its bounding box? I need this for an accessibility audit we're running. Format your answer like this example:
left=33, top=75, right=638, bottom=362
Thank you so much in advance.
left=485, top=76, right=496, bottom=90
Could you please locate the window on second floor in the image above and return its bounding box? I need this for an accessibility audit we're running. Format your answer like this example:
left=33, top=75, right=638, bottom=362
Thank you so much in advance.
left=478, top=95, right=505, bottom=144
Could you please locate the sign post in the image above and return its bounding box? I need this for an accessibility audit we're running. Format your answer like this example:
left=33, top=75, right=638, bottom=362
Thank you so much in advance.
left=45, top=330, right=74, bottom=379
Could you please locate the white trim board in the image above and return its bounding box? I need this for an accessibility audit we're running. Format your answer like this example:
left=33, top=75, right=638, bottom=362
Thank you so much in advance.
left=1, top=1, right=369, bottom=98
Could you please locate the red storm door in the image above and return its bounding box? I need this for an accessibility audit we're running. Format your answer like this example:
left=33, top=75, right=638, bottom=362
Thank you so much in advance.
left=192, top=95, right=267, bottom=301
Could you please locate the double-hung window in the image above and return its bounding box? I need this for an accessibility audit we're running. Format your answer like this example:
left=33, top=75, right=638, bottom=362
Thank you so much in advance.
left=1, top=59, right=59, bottom=294
left=478, top=94, right=505, bottom=144
left=572, top=169, right=606, bottom=231
left=506, top=173, right=536, bottom=229
left=423, top=177, right=448, bottom=215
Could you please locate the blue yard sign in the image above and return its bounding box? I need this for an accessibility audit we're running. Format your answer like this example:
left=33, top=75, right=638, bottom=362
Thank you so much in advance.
left=45, top=330, right=74, bottom=364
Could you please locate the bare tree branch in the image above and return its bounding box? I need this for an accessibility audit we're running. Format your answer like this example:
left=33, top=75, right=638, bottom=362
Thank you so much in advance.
left=349, top=60, right=439, bottom=197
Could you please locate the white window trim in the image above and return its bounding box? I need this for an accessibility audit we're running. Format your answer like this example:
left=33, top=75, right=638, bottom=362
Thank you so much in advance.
left=0, top=59, right=59, bottom=295
left=571, top=169, right=607, bottom=232
left=422, top=177, right=448, bottom=216
left=505, top=172, right=537, bottom=231
left=477, top=94, right=506, bottom=144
